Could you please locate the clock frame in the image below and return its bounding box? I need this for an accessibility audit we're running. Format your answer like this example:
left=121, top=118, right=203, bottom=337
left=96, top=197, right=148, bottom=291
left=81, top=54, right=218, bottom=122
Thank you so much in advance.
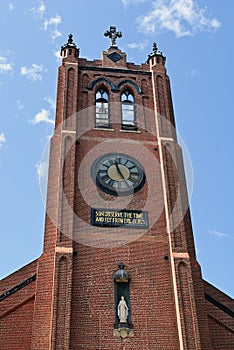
left=91, top=153, right=145, bottom=196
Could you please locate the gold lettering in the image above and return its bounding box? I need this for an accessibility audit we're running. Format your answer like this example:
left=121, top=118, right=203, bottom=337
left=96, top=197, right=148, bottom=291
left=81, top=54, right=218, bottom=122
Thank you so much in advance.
left=124, top=212, right=132, bottom=218
left=113, top=218, right=124, bottom=224
left=96, top=211, right=105, bottom=216
left=133, top=213, right=143, bottom=219
left=103, top=217, right=109, bottom=223
left=96, top=217, right=104, bottom=222
left=93, top=209, right=147, bottom=227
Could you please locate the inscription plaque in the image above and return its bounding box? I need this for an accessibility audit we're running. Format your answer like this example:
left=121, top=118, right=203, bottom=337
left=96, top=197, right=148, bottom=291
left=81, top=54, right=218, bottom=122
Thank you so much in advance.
left=90, top=208, right=149, bottom=229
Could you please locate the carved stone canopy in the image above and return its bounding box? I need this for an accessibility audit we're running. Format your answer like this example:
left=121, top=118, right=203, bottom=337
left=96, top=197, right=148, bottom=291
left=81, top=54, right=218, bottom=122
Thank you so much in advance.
left=114, top=263, right=130, bottom=282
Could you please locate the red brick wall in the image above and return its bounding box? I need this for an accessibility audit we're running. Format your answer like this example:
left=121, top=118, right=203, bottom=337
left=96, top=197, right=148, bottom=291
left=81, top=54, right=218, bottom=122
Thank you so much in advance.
left=204, top=280, right=234, bottom=347
left=208, top=316, right=234, bottom=349
left=0, top=260, right=37, bottom=295
left=0, top=260, right=37, bottom=350
left=69, top=242, right=180, bottom=349
left=0, top=297, right=35, bottom=350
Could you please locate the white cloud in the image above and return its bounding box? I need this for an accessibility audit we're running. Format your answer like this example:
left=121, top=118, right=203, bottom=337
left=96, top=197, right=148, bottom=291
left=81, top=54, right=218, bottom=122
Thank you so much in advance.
left=0, top=63, right=13, bottom=73
left=30, top=97, right=55, bottom=125
left=44, top=14, right=61, bottom=30
left=37, top=1, right=46, bottom=16
left=44, top=14, right=62, bottom=40
left=190, top=69, right=197, bottom=77
left=209, top=229, right=229, bottom=239
left=27, top=4, right=62, bottom=40
left=127, top=40, right=149, bottom=51
left=0, top=56, right=13, bottom=74
left=9, top=3, right=14, bottom=11
left=31, top=108, right=54, bottom=125
left=54, top=50, right=61, bottom=62
left=50, top=29, right=62, bottom=40
left=185, top=69, right=198, bottom=77
left=17, top=100, right=24, bottom=110
left=122, top=0, right=146, bottom=7
left=0, top=133, right=6, bottom=148
left=28, top=1, right=46, bottom=17
left=137, top=0, right=221, bottom=37
left=44, top=96, right=55, bottom=110
left=21, top=64, right=45, bottom=81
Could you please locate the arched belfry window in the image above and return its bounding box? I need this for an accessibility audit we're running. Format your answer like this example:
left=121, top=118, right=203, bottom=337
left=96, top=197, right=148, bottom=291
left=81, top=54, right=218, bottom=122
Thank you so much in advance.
left=95, top=88, right=110, bottom=128
left=121, top=90, right=137, bottom=130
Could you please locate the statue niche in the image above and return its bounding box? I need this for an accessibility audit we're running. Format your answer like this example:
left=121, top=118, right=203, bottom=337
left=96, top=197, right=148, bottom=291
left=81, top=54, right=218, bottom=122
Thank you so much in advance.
left=113, top=263, right=134, bottom=338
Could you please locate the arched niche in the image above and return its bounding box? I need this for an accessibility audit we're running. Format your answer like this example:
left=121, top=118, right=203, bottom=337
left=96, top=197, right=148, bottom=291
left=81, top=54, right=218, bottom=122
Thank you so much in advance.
left=113, top=263, right=134, bottom=338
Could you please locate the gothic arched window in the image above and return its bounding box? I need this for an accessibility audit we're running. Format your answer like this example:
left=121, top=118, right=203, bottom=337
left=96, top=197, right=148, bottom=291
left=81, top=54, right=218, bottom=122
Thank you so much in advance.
left=121, top=90, right=137, bottom=130
left=95, top=88, right=110, bottom=128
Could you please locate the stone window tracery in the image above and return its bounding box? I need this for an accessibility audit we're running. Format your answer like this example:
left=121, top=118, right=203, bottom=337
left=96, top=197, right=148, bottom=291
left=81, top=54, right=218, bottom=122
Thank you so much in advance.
left=121, top=90, right=137, bottom=130
left=95, top=87, right=110, bottom=128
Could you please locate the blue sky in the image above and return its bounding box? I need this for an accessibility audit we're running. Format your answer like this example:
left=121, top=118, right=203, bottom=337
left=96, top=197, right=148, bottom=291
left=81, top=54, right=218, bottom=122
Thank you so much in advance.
left=0, top=0, right=233, bottom=298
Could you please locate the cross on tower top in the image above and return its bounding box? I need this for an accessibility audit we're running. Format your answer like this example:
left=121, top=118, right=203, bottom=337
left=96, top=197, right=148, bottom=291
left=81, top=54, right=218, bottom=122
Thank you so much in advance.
left=104, top=26, right=122, bottom=47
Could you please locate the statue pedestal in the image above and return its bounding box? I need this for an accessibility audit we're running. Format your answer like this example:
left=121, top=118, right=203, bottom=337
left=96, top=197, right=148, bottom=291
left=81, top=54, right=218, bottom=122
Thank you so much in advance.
left=113, top=323, right=134, bottom=339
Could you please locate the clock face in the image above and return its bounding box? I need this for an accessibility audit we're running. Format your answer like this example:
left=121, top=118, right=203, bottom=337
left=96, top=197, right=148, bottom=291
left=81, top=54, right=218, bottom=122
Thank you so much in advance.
left=91, top=153, right=145, bottom=196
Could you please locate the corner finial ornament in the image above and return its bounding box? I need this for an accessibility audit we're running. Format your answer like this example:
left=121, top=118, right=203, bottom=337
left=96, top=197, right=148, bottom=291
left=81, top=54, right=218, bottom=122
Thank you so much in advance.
left=153, top=42, right=158, bottom=54
left=104, top=26, right=122, bottom=47
left=61, top=34, right=77, bottom=50
left=68, top=34, right=74, bottom=45
left=60, top=34, right=79, bottom=58
left=147, top=41, right=166, bottom=63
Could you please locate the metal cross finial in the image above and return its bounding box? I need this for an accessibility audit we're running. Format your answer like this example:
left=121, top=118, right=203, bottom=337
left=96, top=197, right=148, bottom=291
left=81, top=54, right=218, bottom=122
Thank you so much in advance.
left=104, top=26, right=122, bottom=47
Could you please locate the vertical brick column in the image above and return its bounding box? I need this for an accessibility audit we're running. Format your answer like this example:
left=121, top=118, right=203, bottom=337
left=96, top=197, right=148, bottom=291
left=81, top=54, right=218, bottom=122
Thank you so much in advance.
left=150, top=53, right=211, bottom=349
left=31, top=43, right=79, bottom=350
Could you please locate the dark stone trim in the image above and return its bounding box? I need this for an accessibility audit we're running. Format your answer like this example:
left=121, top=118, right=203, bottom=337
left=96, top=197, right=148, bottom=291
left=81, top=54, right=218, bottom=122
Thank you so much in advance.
left=205, top=293, right=234, bottom=318
left=107, top=52, right=123, bottom=63
left=79, top=66, right=151, bottom=76
left=118, top=80, right=142, bottom=94
left=0, top=274, right=36, bottom=302
left=88, top=77, right=142, bottom=94
left=87, top=77, right=118, bottom=92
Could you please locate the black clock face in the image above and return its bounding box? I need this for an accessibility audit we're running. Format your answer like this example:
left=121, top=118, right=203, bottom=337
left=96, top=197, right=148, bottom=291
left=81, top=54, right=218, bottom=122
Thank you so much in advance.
left=91, top=153, right=145, bottom=196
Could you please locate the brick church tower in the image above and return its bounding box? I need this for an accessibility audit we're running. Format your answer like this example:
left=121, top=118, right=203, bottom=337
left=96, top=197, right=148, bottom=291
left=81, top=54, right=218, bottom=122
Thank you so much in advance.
left=1, top=28, right=234, bottom=350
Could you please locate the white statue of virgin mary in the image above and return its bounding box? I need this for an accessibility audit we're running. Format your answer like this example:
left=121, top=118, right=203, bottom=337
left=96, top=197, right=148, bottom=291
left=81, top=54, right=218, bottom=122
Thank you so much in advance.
left=117, top=296, right=129, bottom=323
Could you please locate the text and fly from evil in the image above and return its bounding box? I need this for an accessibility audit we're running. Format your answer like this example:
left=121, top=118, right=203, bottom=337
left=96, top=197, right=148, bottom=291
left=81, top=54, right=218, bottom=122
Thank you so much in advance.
left=91, top=208, right=149, bottom=229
